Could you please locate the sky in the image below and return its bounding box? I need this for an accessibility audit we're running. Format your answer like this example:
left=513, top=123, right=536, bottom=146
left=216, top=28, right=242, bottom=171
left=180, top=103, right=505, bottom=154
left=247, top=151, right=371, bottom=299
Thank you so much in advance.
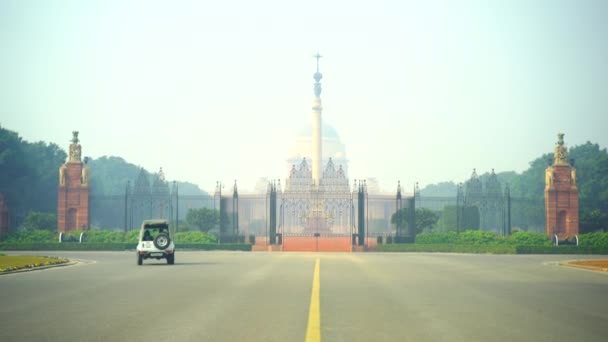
left=1, top=0, right=607, bottom=193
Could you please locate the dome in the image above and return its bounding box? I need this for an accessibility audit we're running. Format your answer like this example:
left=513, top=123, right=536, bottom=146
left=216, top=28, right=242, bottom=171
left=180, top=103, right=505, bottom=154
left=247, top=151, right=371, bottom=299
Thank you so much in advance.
left=287, top=121, right=349, bottom=179
left=296, top=121, right=340, bottom=140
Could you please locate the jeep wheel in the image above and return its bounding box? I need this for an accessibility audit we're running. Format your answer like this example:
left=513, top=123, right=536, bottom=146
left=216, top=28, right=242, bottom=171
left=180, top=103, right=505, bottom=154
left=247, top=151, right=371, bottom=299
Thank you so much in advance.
left=167, top=254, right=175, bottom=265
left=154, top=233, right=171, bottom=250
left=137, top=254, right=143, bottom=265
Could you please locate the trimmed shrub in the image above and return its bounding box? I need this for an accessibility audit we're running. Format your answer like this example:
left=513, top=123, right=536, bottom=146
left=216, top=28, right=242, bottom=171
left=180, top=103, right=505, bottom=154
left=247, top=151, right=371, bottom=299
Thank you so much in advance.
left=515, top=245, right=608, bottom=254
left=22, top=211, right=57, bottom=231
left=175, top=243, right=251, bottom=251
left=578, top=232, right=608, bottom=249
left=416, top=232, right=459, bottom=244
left=1, top=229, right=56, bottom=243
left=78, top=230, right=125, bottom=243
left=377, top=244, right=517, bottom=254
left=417, top=230, right=552, bottom=246
left=377, top=244, right=608, bottom=254
left=457, top=230, right=502, bottom=245
left=508, top=231, right=551, bottom=246
left=124, top=230, right=140, bottom=243
left=174, top=231, right=217, bottom=244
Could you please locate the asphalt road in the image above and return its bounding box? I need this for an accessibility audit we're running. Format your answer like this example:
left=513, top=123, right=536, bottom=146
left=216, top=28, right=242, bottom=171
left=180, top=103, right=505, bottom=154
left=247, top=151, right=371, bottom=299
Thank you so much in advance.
left=1, top=251, right=607, bottom=342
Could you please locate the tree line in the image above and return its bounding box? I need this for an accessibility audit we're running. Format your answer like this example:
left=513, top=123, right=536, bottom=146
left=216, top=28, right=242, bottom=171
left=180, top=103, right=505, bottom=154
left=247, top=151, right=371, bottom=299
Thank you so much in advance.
left=0, top=126, right=66, bottom=224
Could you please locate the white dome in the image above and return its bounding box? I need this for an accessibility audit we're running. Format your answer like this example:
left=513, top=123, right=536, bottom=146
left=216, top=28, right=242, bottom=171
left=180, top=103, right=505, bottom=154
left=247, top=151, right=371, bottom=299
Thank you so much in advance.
left=287, top=122, right=348, bottom=177
left=296, top=121, right=341, bottom=140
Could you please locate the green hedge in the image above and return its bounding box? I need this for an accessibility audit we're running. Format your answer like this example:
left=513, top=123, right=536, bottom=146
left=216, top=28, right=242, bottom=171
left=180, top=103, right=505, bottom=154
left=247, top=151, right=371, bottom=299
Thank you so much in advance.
left=175, top=243, right=251, bottom=251
left=376, top=243, right=608, bottom=254
left=509, top=231, right=552, bottom=246
left=415, top=231, right=552, bottom=246
left=69, top=230, right=127, bottom=243
left=515, top=245, right=608, bottom=254
left=578, top=232, right=608, bottom=249
left=174, top=231, right=217, bottom=244
left=376, top=244, right=517, bottom=254
left=1, top=229, right=216, bottom=244
left=1, top=229, right=57, bottom=243
left=413, top=231, right=608, bottom=248
left=0, top=242, right=251, bottom=251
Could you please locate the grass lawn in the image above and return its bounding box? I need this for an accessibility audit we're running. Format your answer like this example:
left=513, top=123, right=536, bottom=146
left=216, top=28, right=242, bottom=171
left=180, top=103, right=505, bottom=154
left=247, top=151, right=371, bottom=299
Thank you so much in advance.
left=0, top=255, right=69, bottom=272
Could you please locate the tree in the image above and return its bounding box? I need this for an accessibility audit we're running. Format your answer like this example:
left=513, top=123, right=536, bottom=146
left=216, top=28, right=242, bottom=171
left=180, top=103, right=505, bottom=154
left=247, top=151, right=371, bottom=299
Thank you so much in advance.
left=186, top=208, right=219, bottom=233
left=416, top=208, right=440, bottom=233
left=391, top=208, right=440, bottom=234
left=580, top=208, right=608, bottom=233
left=390, top=208, right=408, bottom=233
left=437, top=206, right=480, bottom=232
left=23, top=211, right=57, bottom=231
left=0, top=126, right=67, bottom=225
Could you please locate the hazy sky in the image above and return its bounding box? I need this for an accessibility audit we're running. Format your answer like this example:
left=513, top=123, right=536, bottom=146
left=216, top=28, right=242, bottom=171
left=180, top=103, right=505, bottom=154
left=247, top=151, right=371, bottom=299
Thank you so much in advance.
left=1, top=0, right=607, bottom=193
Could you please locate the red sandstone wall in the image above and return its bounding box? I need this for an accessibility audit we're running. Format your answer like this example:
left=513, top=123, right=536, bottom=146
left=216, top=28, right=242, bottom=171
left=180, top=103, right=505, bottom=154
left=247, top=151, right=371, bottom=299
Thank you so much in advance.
left=283, top=236, right=352, bottom=252
left=253, top=236, right=377, bottom=252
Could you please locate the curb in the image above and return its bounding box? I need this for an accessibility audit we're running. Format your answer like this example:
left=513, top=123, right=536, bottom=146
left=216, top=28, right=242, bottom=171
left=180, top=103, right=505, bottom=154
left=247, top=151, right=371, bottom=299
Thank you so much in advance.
left=0, top=260, right=77, bottom=275
left=560, top=260, right=608, bottom=273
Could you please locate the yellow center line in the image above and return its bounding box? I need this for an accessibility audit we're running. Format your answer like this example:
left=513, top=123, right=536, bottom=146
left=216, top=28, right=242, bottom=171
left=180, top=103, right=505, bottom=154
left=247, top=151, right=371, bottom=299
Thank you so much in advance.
left=305, top=257, right=321, bottom=342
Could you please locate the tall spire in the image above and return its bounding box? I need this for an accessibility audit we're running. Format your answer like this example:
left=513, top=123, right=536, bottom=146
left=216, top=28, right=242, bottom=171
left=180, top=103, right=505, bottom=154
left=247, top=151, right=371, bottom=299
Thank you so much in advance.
left=313, top=53, right=323, bottom=97
left=311, top=53, right=323, bottom=184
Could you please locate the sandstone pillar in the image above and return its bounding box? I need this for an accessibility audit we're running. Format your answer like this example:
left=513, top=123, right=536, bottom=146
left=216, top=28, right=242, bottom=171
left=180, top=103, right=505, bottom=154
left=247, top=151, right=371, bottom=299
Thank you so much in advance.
left=545, top=133, right=579, bottom=239
left=57, top=131, right=90, bottom=233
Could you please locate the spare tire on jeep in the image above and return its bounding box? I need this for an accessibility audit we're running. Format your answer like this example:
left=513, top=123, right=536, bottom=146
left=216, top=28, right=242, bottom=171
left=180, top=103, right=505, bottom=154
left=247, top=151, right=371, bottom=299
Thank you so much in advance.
left=154, top=233, right=171, bottom=250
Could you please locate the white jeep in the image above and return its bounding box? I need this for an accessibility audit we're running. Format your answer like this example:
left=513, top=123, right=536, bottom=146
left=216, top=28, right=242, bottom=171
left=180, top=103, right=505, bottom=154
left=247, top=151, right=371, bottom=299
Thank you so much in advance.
left=136, top=219, right=175, bottom=265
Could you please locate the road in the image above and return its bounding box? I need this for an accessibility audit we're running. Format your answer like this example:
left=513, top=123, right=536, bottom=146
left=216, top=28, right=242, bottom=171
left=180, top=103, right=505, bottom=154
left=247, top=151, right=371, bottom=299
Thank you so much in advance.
left=1, top=251, right=607, bottom=341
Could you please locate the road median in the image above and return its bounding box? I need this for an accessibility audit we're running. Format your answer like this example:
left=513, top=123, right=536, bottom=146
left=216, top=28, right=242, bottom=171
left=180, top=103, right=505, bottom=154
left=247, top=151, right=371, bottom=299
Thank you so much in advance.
left=0, top=255, right=71, bottom=274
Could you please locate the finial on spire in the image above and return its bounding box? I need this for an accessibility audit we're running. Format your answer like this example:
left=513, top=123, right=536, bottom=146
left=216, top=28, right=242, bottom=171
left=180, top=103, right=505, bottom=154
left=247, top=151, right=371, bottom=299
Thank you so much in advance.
left=557, top=132, right=565, bottom=146
left=71, top=131, right=79, bottom=144
left=314, top=52, right=322, bottom=72
left=313, top=53, right=323, bottom=97
left=554, top=132, right=569, bottom=165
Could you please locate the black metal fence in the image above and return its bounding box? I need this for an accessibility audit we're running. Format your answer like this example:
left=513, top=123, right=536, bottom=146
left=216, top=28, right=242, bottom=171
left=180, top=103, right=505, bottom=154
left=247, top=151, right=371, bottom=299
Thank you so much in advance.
left=86, top=180, right=605, bottom=244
